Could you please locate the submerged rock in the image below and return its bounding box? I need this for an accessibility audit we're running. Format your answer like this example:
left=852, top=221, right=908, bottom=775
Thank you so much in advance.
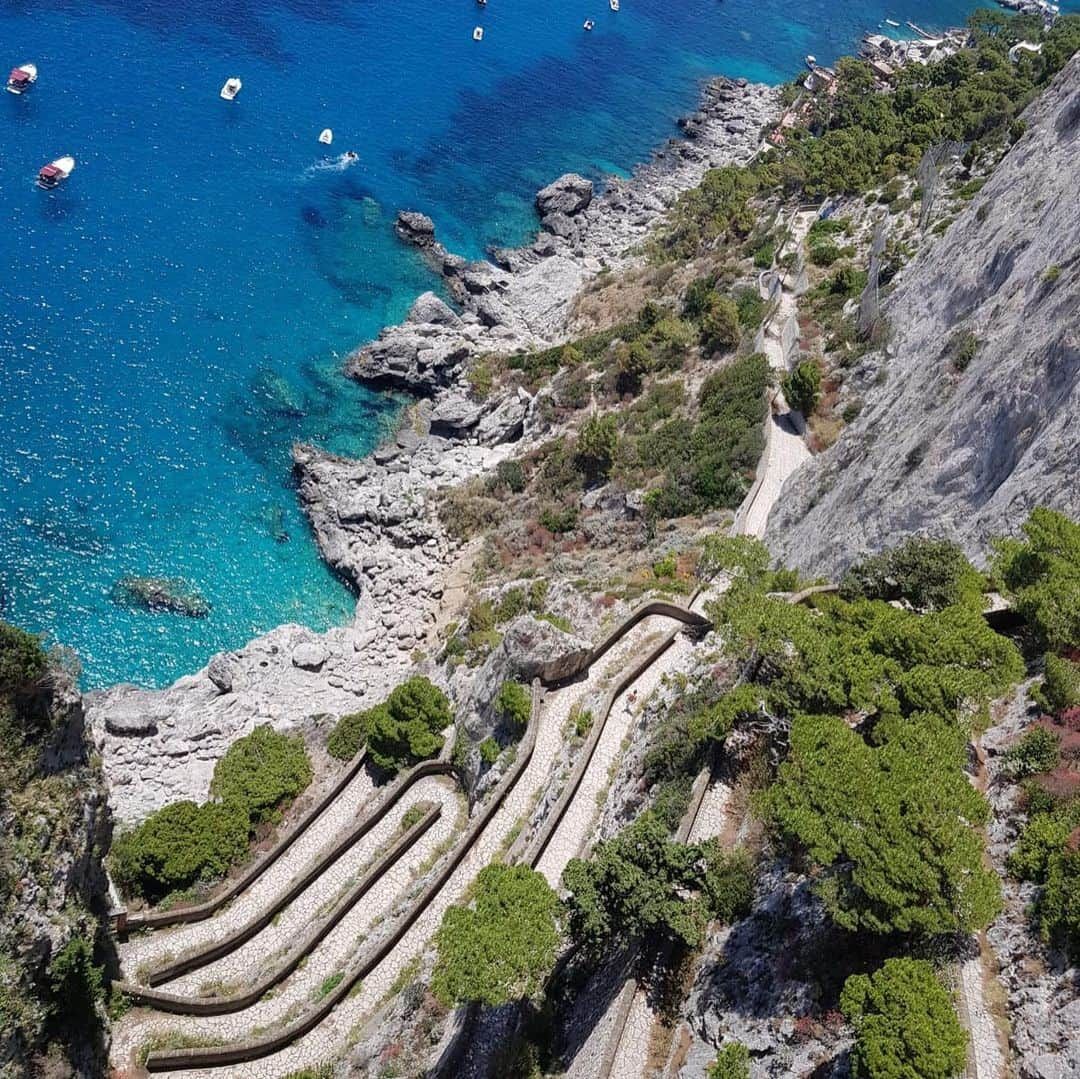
left=111, top=575, right=211, bottom=619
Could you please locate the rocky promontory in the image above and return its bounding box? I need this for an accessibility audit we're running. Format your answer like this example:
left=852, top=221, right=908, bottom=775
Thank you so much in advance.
left=86, top=74, right=779, bottom=822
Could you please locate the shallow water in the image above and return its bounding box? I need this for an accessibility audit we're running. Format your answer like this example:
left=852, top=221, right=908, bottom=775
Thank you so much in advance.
left=0, top=0, right=1048, bottom=687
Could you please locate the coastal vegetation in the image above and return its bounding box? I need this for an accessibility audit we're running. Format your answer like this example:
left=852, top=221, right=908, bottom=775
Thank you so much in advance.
left=111, top=724, right=312, bottom=903
left=0, top=625, right=109, bottom=1071
left=326, top=675, right=453, bottom=773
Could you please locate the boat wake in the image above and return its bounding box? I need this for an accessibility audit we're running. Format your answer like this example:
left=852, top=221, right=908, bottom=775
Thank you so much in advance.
left=301, top=153, right=360, bottom=180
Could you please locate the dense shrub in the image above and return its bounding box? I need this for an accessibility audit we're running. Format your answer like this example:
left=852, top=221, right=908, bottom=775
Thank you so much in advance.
left=1002, top=726, right=1061, bottom=779
left=478, top=737, right=500, bottom=765
left=993, top=507, right=1080, bottom=651
left=647, top=353, right=770, bottom=520
left=769, top=711, right=1000, bottom=935
left=575, top=414, right=619, bottom=482
left=707, top=1043, right=751, bottom=1079
left=110, top=800, right=251, bottom=903
left=327, top=709, right=370, bottom=761
left=653, top=165, right=759, bottom=261
left=699, top=295, right=742, bottom=354
left=840, top=958, right=967, bottom=1079
left=432, top=865, right=561, bottom=1006
left=209, top=725, right=312, bottom=824
left=839, top=537, right=986, bottom=611
left=563, top=812, right=753, bottom=954
left=495, top=681, right=531, bottom=733
left=0, top=622, right=47, bottom=699
left=782, top=360, right=822, bottom=415
left=1034, top=653, right=1080, bottom=715
left=1037, top=847, right=1080, bottom=959
left=47, top=935, right=104, bottom=1027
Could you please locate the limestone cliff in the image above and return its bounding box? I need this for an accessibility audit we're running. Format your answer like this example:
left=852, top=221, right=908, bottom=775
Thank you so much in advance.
left=766, top=55, right=1080, bottom=575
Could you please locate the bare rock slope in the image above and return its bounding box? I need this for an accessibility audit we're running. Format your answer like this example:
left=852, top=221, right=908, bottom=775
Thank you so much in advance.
left=766, top=56, right=1080, bottom=575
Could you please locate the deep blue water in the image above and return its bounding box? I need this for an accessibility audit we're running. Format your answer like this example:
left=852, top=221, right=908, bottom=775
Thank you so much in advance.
left=0, top=0, right=1038, bottom=688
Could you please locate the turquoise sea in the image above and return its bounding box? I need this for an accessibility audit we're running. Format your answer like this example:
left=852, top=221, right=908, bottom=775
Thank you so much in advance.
left=0, top=0, right=1042, bottom=687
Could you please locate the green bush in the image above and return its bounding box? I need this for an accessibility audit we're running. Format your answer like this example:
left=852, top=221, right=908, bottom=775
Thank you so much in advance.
left=1007, top=804, right=1080, bottom=883
left=1037, top=847, right=1080, bottom=958
left=993, top=508, right=1080, bottom=652
left=782, top=360, right=822, bottom=415
left=209, top=725, right=312, bottom=825
left=1003, top=726, right=1061, bottom=779
left=494, top=459, right=526, bottom=494
left=653, top=553, right=678, bottom=579
left=110, top=800, right=251, bottom=903
left=947, top=329, right=979, bottom=371
left=1033, top=653, right=1080, bottom=715
left=539, top=503, right=579, bottom=534
left=327, top=709, right=371, bottom=761
left=841, top=958, right=967, bottom=1079
left=48, top=935, right=104, bottom=1027
left=495, top=588, right=528, bottom=624
left=0, top=622, right=47, bottom=699
left=496, top=681, right=531, bottom=733
left=468, top=600, right=497, bottom=634
left=700, top=295, right=742, bottom=354
left=478, top=737, right=500, bottom=765
left=368, top=677, right=454, bottom=774
left=563, top=813, right=752, bottom=954
left=575, top=414, right=619, bottom=482
left=839, top=537, right=986, bottom=612
left=432, top=864, right=561, bottom=1006
left=734, top=288, right=766, bottom=332
left=708, top=1043, right=750, bottom=1079
left=683, top=275, right=718, bottom=321
left=401, top=803, right=427, bottom=831
left=769, top=709, right=1002, bottom=935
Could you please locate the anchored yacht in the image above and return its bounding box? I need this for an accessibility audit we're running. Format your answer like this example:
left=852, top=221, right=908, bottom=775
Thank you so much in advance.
left=220, top=77, right=242, bottom=101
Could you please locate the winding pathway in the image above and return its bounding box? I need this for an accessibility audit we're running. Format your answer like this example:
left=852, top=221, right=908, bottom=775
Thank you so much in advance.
left=110, top=602, right=709, bottom=1077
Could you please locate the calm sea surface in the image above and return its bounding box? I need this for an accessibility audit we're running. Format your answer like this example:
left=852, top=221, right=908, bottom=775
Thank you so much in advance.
left=0, top=0, right=1042, bottom=687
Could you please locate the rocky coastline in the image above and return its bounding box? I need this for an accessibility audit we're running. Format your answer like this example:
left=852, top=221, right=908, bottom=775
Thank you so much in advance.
left=86, top=74, right=780, bottom=824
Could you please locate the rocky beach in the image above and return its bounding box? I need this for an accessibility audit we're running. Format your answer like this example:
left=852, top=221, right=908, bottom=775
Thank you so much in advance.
left=86, top=75, right=780, bottom=823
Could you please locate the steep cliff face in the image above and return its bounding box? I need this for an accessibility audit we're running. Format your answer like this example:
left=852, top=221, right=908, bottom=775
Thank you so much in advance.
left=766, top=55, right=1080, bottom=575
left=0, top=663, right=111, bottom=1077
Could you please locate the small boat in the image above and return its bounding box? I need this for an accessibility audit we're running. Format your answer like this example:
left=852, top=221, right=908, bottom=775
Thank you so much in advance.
left=477, top=0, right=487, bottom=5
left=6, top=62, right=37, bottom=94
left=220, top=77, right=242, bottom=101
left=584, top=18, right=595, bottom=29
left=609, top=0, right=619, bottom=9
left=805, top=54, right=816, bottom=68
left=884, top=18, right=900, bottom=26
left=318, top=128, right=333, bottom=145
left=36, top=156, right=75, bottom=190
left=473, top=25, right=484, bottom=40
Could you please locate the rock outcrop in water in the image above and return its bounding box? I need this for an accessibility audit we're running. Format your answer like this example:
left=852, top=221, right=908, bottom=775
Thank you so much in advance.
left=765, top=56, right=1080, bottom=575
left=110, top=575, right=211, bottom=619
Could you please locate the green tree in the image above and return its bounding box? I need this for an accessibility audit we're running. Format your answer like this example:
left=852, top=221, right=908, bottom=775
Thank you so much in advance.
left=110, top=800, right=251, bottom=903
left=563, top=813, right=753, bottom=953
left=575, top=414, right=619, bottom=483
left=993, top=508, right=1080, bottom=652
left=782, top=360, right=822, bottom=415
left=700, top=295, right=742, bottom=354
left=495, top=681, right=531, bottom=733
left=615, top=339, right=653, bottom=394
left=1033, top=653, right=1080, bottom=715
left=769, top=713, right=1001, bottom=935
left=47, top=935, right=104, bottom=1027
left=0, top=622, right=47, bottom=698
left=209, top=724, right=312, bottom=825
left=330, top=676, right=454, bottom=774
left=432, top=865, right=560, bottom=1006
left=708, top=1042, right=751, bottom=1079
left=840, top=958, right=968, bottom=1079
left=840, top=538, right=986, bottom=612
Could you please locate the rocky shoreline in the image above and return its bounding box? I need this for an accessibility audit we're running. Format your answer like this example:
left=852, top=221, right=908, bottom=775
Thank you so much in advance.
left=87, top=74, right=780, bottom=824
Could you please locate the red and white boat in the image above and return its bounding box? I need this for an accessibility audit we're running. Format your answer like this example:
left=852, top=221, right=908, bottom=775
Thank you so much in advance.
left=7, top=63, right=37, bottom=94
left=36, top=156, right=75, bottom=190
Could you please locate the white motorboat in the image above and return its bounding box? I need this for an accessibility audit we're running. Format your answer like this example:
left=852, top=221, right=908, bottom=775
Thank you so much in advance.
left=885, top=18, right=901, bottom=26
left=36, top=156, right=75, bottom=190
left=473, top=25, right=484, bottom=40
left=805, top=54, right=817, bottom=68
left=319, top=128, right=333, bottom=145
left=584, top=18, right=596, bottom=29
left=220, top=77, right=242, bottom=101
left=610, top=0, right=620, bottom=10
left=7, top=62, right=37, bottom=94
